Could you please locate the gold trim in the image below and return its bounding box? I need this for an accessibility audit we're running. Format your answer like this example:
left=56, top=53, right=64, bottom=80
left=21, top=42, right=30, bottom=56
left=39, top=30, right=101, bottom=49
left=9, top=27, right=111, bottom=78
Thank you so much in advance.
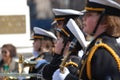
left=85, top=7, right=105, bottom=11
left=86, top=38, right=120, bottom=80
left=61, top=28, right=70, bottom=37
left=79, top=55, right=88, bottom=79
left=54, top=17, right=65, bottom=21
left=33, top=36, right=43, bottom=39
left=65, top=61, right=78, bottom=68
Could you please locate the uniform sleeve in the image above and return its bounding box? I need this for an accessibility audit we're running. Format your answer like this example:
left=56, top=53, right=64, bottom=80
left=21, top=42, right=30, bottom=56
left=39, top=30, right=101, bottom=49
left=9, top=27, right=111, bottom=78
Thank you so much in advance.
left=65, top=73, right=78, bottom=80
left=42, top=54, right=63, bottom=80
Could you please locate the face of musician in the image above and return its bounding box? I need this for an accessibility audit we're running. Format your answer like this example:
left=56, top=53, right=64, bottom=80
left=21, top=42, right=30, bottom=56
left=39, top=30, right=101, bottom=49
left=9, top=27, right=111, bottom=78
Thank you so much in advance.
left=54, top=31, right=70, bottom=55
left=82, top=12, right=106, bottom=38
left=54, top=36, right=64, bottom=54
left=33, top=39, right=42, bottom=52
left=56, top=20, right=64, bottom=29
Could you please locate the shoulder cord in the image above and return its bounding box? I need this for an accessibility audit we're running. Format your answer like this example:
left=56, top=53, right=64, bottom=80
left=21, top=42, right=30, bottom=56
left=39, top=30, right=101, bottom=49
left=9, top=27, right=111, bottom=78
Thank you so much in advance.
left=37, top=64, right=47, bottom=80
left=86, top=38, right=120, bottom=80
left=79, top=52, right=88, bottom=80
left=65, top=61, right=78, bottom=68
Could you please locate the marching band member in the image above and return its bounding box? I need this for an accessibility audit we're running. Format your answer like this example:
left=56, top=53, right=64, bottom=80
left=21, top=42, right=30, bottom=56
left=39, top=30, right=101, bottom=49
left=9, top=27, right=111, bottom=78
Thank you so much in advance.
left=29, top=27, right=57, bottom=80
left=35, top=9, right=83, bottom=80
left=52, top=0, right=120, bottom=80
left=30, top=27, right=57, bottom=62
left=52, top=18, right=88, bottom=80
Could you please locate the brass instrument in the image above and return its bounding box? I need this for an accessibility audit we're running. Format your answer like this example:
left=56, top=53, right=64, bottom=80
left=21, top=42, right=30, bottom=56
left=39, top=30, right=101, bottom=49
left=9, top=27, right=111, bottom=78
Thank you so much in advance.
left=18, top=54, right=24, bottom=73
left=0, top=73, right=42, bottom=80
left=17, top=54, right=37, bottom=73
left=1, top=55, right=38, bottom=80
left=60, top=38, right=77, bottom=73
left=0, top=55, right=39, bottom=80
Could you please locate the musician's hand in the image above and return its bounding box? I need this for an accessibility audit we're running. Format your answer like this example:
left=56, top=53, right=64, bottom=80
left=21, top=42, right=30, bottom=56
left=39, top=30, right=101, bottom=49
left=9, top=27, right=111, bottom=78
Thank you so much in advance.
left=35, top=59, right=48, bottom=69
left=52, top=67, right=69, bottom=80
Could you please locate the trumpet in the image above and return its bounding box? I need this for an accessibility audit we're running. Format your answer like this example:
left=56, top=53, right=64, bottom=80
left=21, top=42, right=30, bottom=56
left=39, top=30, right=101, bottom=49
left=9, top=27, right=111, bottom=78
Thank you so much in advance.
left=60, top=38, right=77, bottom=73
left=17, top=55, right=37, bottom=73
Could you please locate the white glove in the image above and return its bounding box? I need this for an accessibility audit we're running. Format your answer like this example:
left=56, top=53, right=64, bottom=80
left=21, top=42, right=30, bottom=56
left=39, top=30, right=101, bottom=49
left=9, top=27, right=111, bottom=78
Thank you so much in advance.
left=52, top=67, right=70, bottom=80
left=35, top=59, right=48, bottom=69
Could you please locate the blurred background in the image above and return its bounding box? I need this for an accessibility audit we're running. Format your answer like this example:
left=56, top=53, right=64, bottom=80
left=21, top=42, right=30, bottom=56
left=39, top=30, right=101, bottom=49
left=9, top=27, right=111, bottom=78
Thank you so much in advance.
left=0, top=0, right=85, bottom=58
left=27, top=0, right=85, bottom=30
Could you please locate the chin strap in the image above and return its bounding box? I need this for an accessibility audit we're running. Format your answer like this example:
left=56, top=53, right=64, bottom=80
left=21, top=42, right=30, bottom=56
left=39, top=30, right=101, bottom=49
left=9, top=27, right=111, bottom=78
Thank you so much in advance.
left=91, top=10, right=105, bottom=36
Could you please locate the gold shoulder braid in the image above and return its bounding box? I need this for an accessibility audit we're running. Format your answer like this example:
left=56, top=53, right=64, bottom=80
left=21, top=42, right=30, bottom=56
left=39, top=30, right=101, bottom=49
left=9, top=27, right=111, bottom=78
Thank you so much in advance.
left=86, top=38, right=120, bottom=80
left=79, top=51, right=89, bottom=80
left=65, top=61, right=78, bottom=68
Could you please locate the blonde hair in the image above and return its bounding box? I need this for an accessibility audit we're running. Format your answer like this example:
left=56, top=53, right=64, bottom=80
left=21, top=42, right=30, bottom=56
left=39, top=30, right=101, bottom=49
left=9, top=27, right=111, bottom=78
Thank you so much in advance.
left=74, top=17, right=83, bottom=29
left=105, top=15, right=120, bottom=37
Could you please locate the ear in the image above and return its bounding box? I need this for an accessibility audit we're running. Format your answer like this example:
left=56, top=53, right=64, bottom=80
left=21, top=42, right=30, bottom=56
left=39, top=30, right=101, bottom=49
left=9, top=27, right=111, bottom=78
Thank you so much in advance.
left=99, top=16, right=108, bottom=30
left=100, top=16, right=107, bottom=25
left=101, top=23, right=108, bottom=30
